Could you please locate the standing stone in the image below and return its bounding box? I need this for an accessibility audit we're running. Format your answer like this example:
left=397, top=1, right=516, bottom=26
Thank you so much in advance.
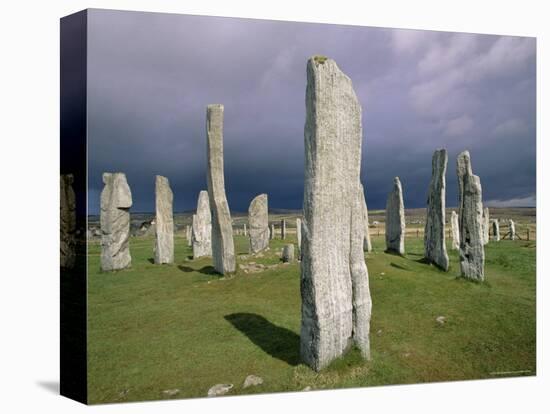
left=281, top=219, right=286, bottom=239
left=186, top=225, right=192, bottom=247
left=492, top=219, right=500, bottom=241
left=450, top=211, right=460, bottom=250
left=385, top=177, right=405, bottom=255
left=301, top=56, right=372, bottom=371
left=270, top=224, right=275, bottom=240
left=359, top=184, right=372, bottom=253
left=192, top=190, right=212, bottom=258
left=248, top=194, right=269, bottom=254
left=154, top=175, right=174, bottom=264
left=509, top=219, right=516, bottom=240
left=424, top=149, right=449, bottom=271
left=100, top=172, right=132, bottom=271
left=296, top=218, right=302, bottom=259
left=482, top=207, right=490, bottom=245
left=457, top=151, right=484, bottom=281
left=243, top=224, right=247, bottom=237
left=206, top=104, right=236, bottom=274
left=60, top=174, right=76, bottom=269
left=282, top=244, right=295, bottom=263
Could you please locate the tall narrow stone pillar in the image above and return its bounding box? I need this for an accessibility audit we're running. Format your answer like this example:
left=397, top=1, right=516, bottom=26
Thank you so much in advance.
left=385, top=177, right=405, bottom=255
left=154, top=175, right=174, bottom=264
left=192, top=190, right=212, bottom=259
left=248, top=194, right=269, bottom=254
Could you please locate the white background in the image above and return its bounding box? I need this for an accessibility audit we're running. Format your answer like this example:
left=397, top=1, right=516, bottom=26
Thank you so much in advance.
left=0, top=0, right=547, bottom=412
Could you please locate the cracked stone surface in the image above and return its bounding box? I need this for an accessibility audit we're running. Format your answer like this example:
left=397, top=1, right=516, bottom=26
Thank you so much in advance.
left=60, top=174, right=76, bottom=269
left=248, top=194, right=269, bottom=254
left=154, top=175, right=174, bottom=264
left=385, top=177, right=405, bottom=255
left=192, top=190, right=212, bottom=259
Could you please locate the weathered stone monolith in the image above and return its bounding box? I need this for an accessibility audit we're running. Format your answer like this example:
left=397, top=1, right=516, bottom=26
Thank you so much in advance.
left=296, top=218, right=302, bottom=258
left=60, top=174, right=76, bottom=269
left=450, top=210, right=460, bottom=250
left=243, top=224, right=247, bottom=237
left=270, top=224, right=275, bottom=240
left=186, top=225, right=192, bottom=247
left=301, top=56, right=371, bottom=371
left=206, top=104, right=236, bottom=274
left=385, top=177, right=405, bottom=255
left=100, top=172, right=132, bottom=271
left=282, top=244, right=294, bottom=263
left=359, top=184, right=372, bottom=253
left=424, top=149, right=449, bottom=271
left=482, top=207, right=490, bottom=245
left=492, top=219, right=500, bottom=241
left=281, top=219, right=286, bottom=239
left=457, top=152, right=484, bottom=281
left=192, top=190, right=212, bottom=258
left=248, top=194, right=269, bottom=254
left=154, top=175, right=174, bottom=264
left=509, top=219, right=516, bottom=240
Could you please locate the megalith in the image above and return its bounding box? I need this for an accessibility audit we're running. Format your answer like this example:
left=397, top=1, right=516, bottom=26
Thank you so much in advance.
left=385, top=177, right=405, bottom=255
left=456, top=151, right=473, bottom=231
left=100, top=172, right=132, bottom=271
left=509, top=219, right=516, bottom=240
left=248, top=194, right=269, bottom=254
left=154, top=175, right=174, bottom=264
left=243, top=224, right=247, bottom=237
left=296, top=218, right=302, bottom=259
left=482, top=207, right=490, bottom=245
left=282, top=244, right=295, bottom=263
left=60, top=174, right=76, bottom=269
left=360, top=184, right=372, bottom=253
left=424, top=149, right=449, bottom=271
left=270, top=224, right=275, bottom=240
left=186, top=225, right=192, bottom=247
left=206, top=104, right=236, bottom=274
left=192, top=190, right=212, bottom=258
left=301, top=56, right=372, bottom=371
left=492, top=219, right=500, bottom=241
left=450, top=210, right=460, bottom=250
left=281, top=219, right=286, bottom=239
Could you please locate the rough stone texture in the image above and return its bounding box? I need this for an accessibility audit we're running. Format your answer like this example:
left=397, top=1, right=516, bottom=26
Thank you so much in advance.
left=359, top=184, right=372, bottom=252
left=60, top=174, right=76, bottom=269
left=243, top=224, right=247, bottom=237
left=456, top=151, right=473, bottom=231
left=282, top=244, right=295, bottom=263
left=481, top=207, right=490, bottom=245
left=492, top=219, right=500, bottom=241
left=509, top=219, right=516, bottom=240
left=424, top=149, right=449, bottom=271
left=248, top=194, right=269, bottom=254
left=100, top=172, right=132, bottom=271
left=154, top=175, right=174, bottom=264
left=457, top=155, right=485, bottom=281
left=450, top=211, right=460, bottom=250
left=270, top=224, right=275, bottom=240
left=281, top=219, right=286, bottom=239
left=385, top=177, right=405, bottom=255
left=300, top=57, right=371, bottom=371
left=296, top=218, right=302, bottom=258
left=206, top=104, right=236, bottom=274
left=242, top=375, right=263, bottom=388
left=207, top=384, right=233, bottom=397
left=186, top=225, right=192, bottom=247
left=192, top=190, right=212, bottom=259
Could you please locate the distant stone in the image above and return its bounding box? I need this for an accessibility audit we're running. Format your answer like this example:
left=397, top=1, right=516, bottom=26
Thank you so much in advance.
left=154, top=175, right=174, bottom=264
left=492, top=219, right=500, bottom=241
left=450, top=211, right=460, bottom=250
left=436, top=316, right=446, bottom=324
left=242, top=375, right=264, bottom=388
left=282, top=244, right=295, bottom=262
left=296, top=218, right=302, bottom=259
left=270, top=224, right=275, bottom=240
left=206, top=104, right=236, bottom=274
left=385, top=177, right=405, bottom=255
left=243, top=223, right=247, bottom=236
left=162, top=389, right=180, bottom=396
left=248, top=194, right=269, bottom=254
left=509, top=219, right=516, bottom=240
left=359, top=184, right=372, bottom=252
left=424, top=149, right=449, bottom=271
left=60, top=174, right=76, bottom=269
left=456, top=150, right=473, bottom=232
left=482, top=207, right=490, bottom=245
left=100, top=172, right=132, bottom=271
left=207, top=383, right=233, bottom=397
left=302, top=386, right=312, bottom=392
left=192, top=190, right=212, bottom=259
left=281, top=219, right=286, bottom=239
left=186, top=225, right=192, bottom=247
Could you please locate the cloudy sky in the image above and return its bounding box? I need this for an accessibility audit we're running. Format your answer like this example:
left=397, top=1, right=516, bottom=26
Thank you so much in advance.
left=86, top=9, right=536, bottom=214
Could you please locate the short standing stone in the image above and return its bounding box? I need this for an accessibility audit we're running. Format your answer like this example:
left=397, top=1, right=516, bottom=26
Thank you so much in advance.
left=385, top=177, right=405, bottom=255
left=60, top=174, right=76, bottom=269
left=206, top=104, right=236, bottom=274
left=482, top=207, right=490, bottom=245
left=192, top=190, right=212, bottom=258
left=154, top=175, right=174, bottom=264
left=100, top=172, right=132, bottom=271
left=424, top=149, right=449, bottom=271
left=270, top=224, right=275, bottom=240
left=207, top=383, right=233, bottom=397
left=296, top=218, right=302, bottom=259
left=492, top=219, right=500, bottom=241
left=243, top=375, right=263, bottom=388
left=509, top=219, right=516, bottom=240
left=248, top=194, right=269, bottom=254
left=450, top=211, right=460, bottom=250
left=359, top=184, right=372, bottom=252
left=281, top=219, right=286, bottom=239
left=301, top=56, right=371, bottom=371
left=282, top=244, right=294, bottom=262
left=186, top=225, right=192, bottom=247
left=243, top=224, right=247, bottom=236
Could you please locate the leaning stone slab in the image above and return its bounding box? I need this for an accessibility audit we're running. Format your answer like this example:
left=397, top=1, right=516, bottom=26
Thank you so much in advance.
left=60, top=174, right=76, bottom=269
left=100, top=172, right=132, bottom=271
left=301, top=56, right=371, bottom=371
left=492, top=219, right=500, bottom=241
left=359, top=184, right=372, bottom=252
left=248, top=194, right=269, bottom=254
left=154, top=175, right=174, bottom=264
left=206, top=104, right=236, bottom=274
left=385, top=177, right=405, bottom=255
left=424, top=149, right=449, bottom=271
left=192, top=190, right=212, bottom=259
left=450, top=210, right=460, bottom=250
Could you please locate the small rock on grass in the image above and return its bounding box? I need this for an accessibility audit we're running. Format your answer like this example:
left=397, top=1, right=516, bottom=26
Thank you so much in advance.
left=436, top=316, right=446, bottom=324
left=207, top=383, right=233, bottom=397
left=162, top=389, right=180, bottom=396
left=302, top=386, right=312, bottom=391
left=243, top=375, right=264, bottom=388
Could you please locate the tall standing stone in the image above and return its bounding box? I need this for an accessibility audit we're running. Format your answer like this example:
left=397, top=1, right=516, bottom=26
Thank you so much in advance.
left=509, top=219, right=516, bottom=240
left=186, top=225, right=192, bottom=247
left=424, top=149, right=449, bottom=271
left=270, top=224, right=275, bottom=240
left=154, top=175, right=174, bottom=264
left=482, top=207, right=490, bottom=245
left=248, top=194, right=269, bottom=254
left=206, top=104, right=236, bottom=274
left=281, top=219, right=286, bottom=239
left=296, top=218, right=302, bottom=259
left=192, top=190, right=212, bottom=258
left=301, top=56, right=371, bottom=371
left=450, top=210, right=460, bottom=250
left=60, top=174, right=76, bottom=269
left=359, top=184, right=372, bottom=253
left=457, top=151, right=484, bottom=281
left=100, top=172, right=132, bottom=271
left=492, top=219, right=500, bottom=241
left=385, top=177, right=405, bottom=255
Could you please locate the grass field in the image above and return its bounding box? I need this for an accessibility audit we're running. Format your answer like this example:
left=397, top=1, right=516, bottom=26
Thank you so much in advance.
left=87, top=230, right=536, bottom=404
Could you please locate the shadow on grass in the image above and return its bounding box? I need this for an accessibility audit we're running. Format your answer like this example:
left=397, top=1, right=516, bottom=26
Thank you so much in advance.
left=390, top=262, right=412, bottom=271
left=224, top=313, right=300, bottom=366
left=178, top=265, right=219, bottom=275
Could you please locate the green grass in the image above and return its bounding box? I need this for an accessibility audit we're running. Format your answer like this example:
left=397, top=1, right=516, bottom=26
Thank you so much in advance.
left=87, top=234, right=536, bottom=404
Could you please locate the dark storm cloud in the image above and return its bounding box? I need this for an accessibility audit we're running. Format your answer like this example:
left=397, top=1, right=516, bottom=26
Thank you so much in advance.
left=86, top=9, right=536, bottom=214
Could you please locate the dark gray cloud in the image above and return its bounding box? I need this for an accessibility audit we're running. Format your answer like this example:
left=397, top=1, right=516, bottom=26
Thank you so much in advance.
left=86, top=9, right=536, bottom=214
